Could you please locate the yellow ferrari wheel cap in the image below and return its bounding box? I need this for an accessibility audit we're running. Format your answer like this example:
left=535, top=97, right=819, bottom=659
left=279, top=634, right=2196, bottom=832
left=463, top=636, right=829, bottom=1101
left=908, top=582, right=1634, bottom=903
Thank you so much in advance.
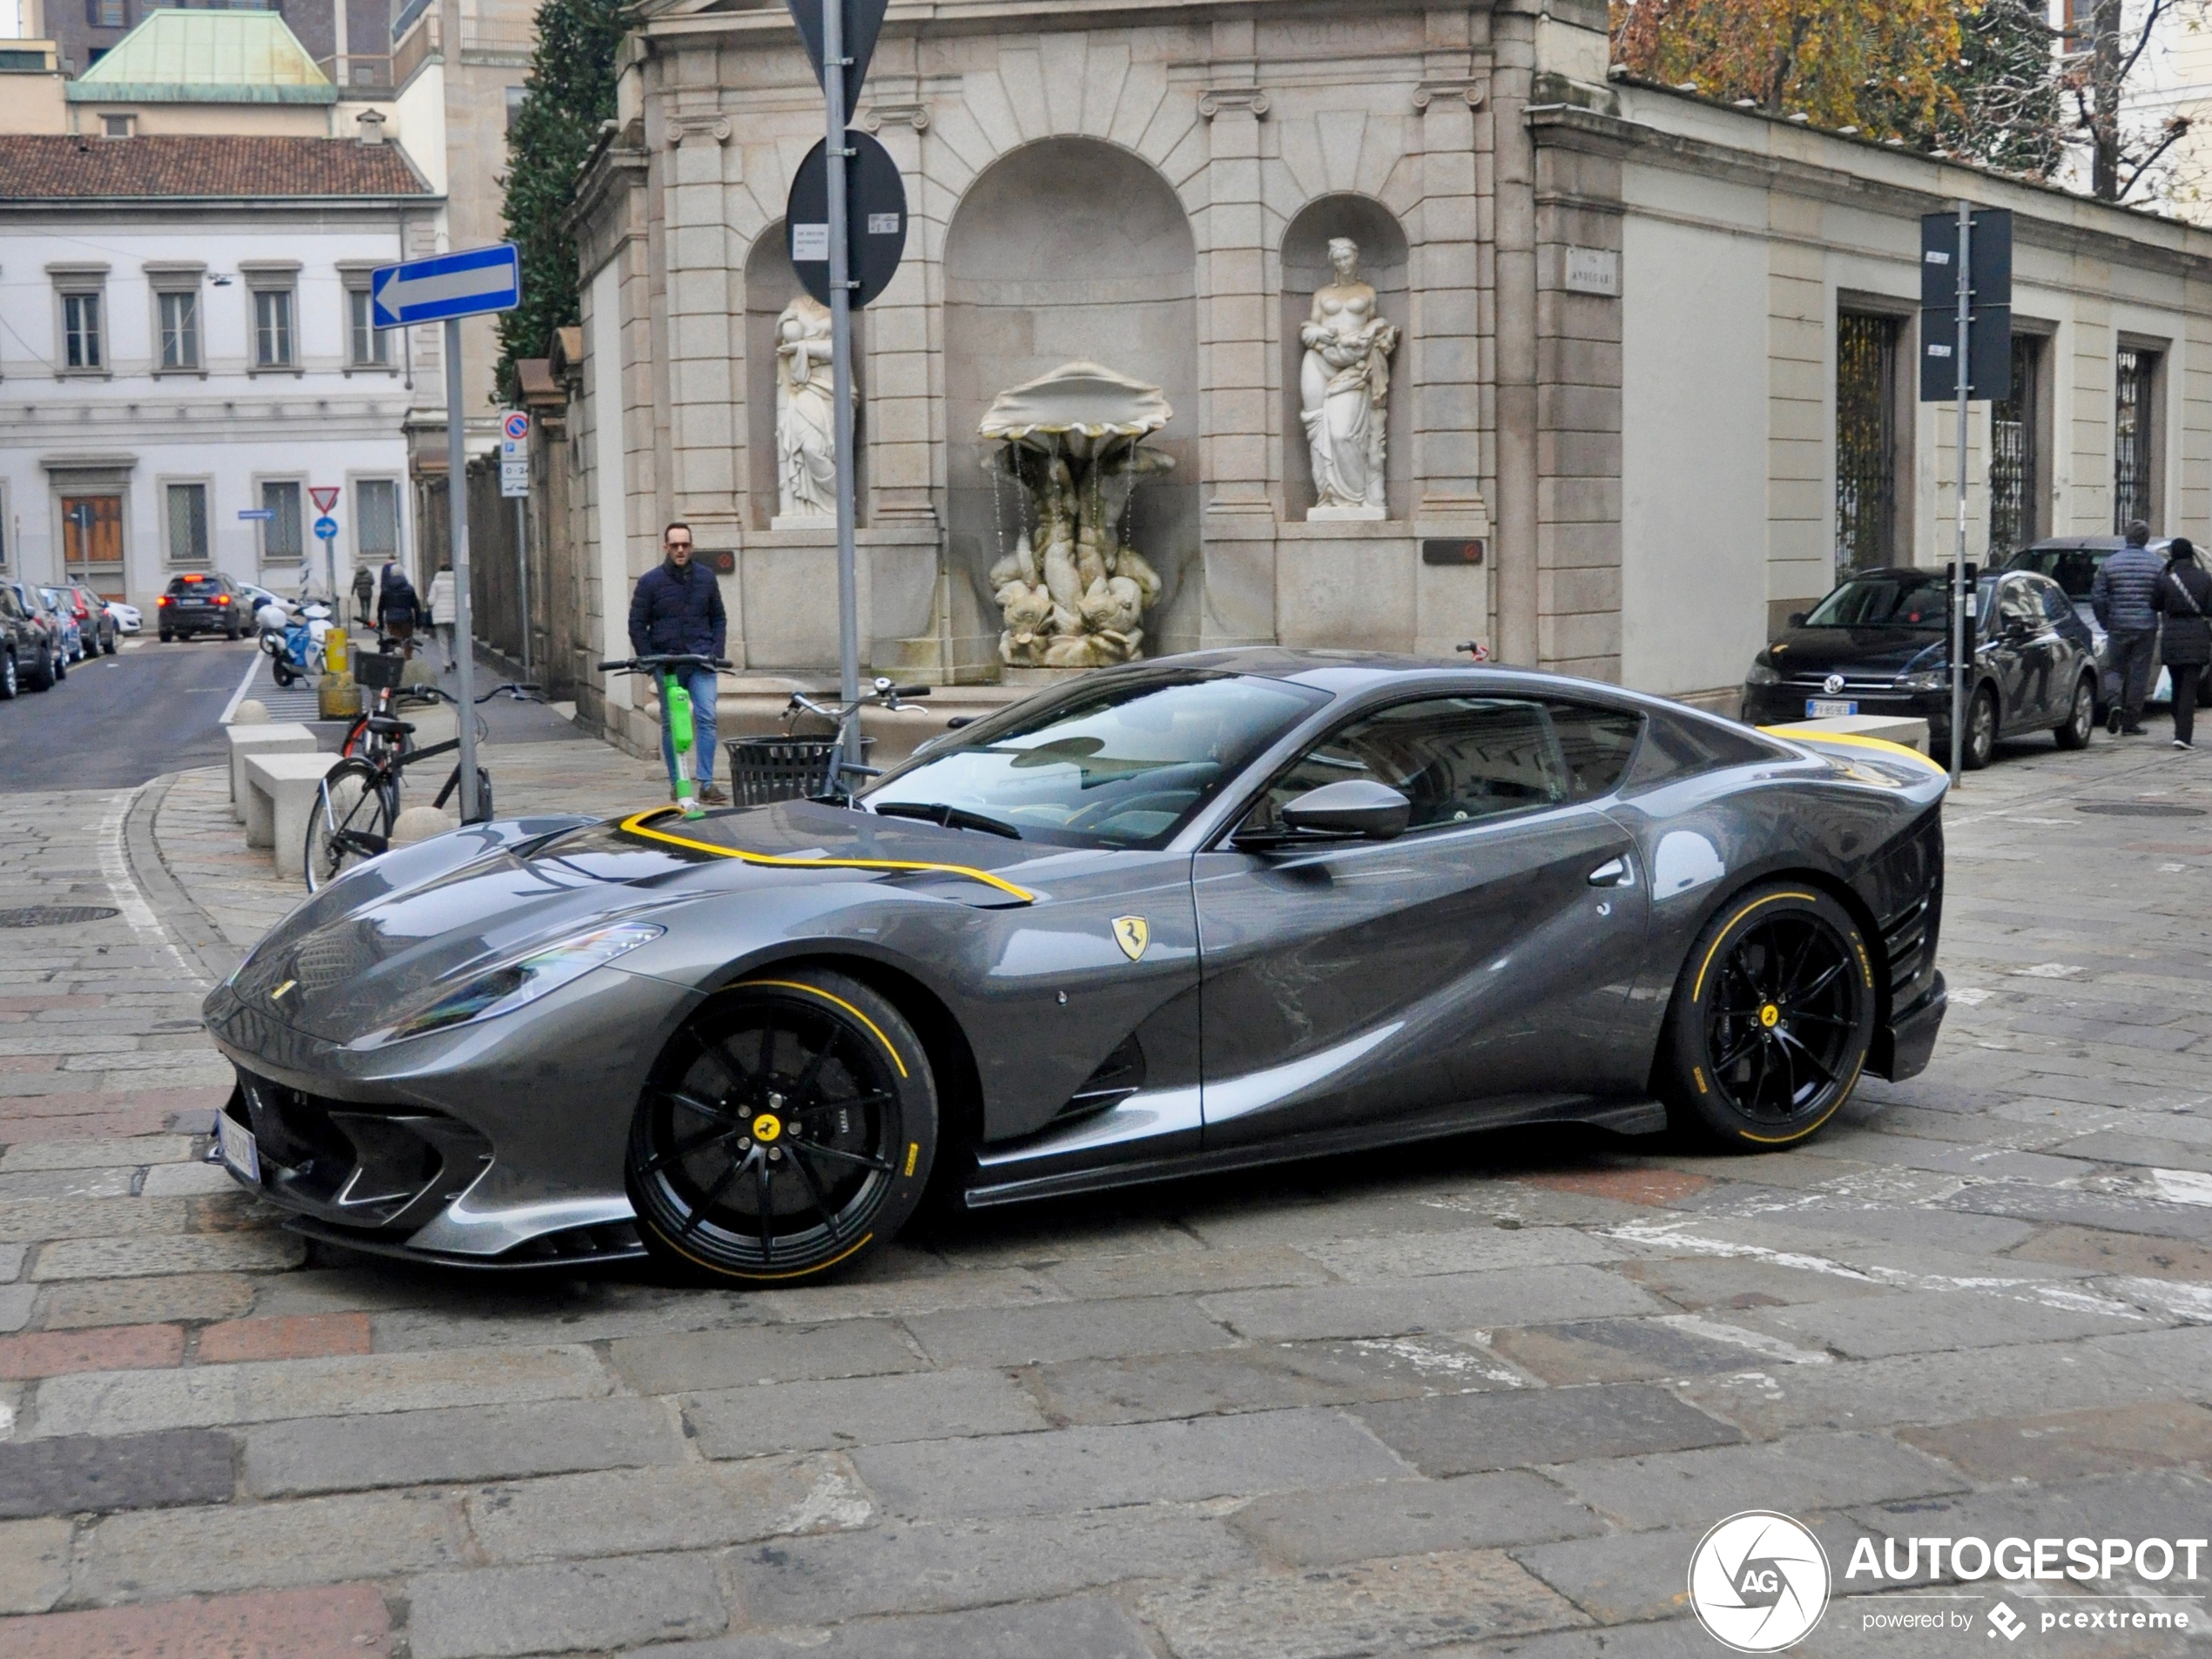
left=1111, top=916, right=1149, bottom=961
left=1759, top=1003, right=1780, bottom=1028
left=751, top=1113, right=782, bottom=1143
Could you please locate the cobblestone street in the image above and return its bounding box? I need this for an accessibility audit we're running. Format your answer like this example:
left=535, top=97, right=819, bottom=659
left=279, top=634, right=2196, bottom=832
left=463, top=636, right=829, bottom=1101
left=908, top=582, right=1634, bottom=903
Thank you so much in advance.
left=2, top=725, right=2209, bottom=1657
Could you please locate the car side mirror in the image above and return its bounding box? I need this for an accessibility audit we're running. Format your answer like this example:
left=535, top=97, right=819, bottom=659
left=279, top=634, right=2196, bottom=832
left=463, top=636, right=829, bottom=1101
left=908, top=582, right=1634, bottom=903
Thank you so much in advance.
left=1787, top=611, right=1808, bottom=628
left=1278, top=779, right=1411, bottom=841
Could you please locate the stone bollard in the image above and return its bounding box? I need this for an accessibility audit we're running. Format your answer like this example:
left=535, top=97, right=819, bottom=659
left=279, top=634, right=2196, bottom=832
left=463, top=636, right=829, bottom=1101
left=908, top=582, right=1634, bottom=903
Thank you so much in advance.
left=233, top=699, right=270, bottom=725
left=389, top=806, right=457, bottom=847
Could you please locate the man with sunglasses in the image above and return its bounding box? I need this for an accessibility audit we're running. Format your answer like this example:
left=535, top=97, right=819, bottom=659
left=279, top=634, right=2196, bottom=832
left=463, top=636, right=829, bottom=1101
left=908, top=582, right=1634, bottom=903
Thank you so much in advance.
left=627, top=522, right=730, bottom=805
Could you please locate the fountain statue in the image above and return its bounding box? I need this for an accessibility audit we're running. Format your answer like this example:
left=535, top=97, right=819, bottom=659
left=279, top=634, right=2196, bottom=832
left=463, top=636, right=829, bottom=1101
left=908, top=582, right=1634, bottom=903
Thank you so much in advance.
left=773, top=294, right=840, bottom=525
left=1300, top=237, right=1398, bottom=519
left=980, top=361, right=1172, bottom=669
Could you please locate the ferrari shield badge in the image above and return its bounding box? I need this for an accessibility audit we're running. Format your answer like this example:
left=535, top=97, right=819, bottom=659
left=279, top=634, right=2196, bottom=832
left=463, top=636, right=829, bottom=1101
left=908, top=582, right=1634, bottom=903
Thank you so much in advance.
left=1111, top=916, right=1150, bottom=961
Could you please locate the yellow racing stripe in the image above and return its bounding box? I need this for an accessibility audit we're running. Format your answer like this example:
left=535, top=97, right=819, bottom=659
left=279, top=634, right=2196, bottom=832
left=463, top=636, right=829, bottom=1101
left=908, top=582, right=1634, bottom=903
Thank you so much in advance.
left=618, top=808, right=1035, bottom=903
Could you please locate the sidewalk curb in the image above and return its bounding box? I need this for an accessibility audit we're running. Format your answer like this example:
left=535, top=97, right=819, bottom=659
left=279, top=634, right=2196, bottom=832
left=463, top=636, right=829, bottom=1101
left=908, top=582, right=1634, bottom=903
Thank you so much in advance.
left=125, top=770, right=246, bottom=987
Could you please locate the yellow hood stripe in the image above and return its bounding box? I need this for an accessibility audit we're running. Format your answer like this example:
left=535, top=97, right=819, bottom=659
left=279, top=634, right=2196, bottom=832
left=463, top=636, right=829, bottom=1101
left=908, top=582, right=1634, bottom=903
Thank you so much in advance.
left=617, top=808, right=1036, bottom=902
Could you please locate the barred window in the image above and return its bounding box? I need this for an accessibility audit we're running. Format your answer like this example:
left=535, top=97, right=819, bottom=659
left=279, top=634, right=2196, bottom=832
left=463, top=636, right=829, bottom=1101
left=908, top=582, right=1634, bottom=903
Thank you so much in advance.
left=1988, top=336, right=2040, bottom=559
left=261, top=481, right=302, bottom=563
left=165, top=483, right=210, bottom=565
left=357, top=478, right=401, bottom=559
left=1835, top=313, right=1900, bottom=578
left=2114, top=347, right=2160, bottom=533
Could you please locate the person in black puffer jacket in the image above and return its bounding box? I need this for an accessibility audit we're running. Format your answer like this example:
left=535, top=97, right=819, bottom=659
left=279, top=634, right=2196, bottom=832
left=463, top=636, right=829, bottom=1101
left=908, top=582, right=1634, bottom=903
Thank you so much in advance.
left=2155, top=537, right=2212, bottom=750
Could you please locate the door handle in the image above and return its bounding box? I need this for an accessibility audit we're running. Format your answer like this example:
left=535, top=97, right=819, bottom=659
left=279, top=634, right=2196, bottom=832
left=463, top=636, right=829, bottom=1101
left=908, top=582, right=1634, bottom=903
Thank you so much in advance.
left=1588, top=856, right=1634, bottom=888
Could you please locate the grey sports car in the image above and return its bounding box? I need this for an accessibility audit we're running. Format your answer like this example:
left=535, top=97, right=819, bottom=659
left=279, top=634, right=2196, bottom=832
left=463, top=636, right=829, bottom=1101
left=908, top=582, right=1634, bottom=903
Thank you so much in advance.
left=204, top=651, right=1948, bottom=1284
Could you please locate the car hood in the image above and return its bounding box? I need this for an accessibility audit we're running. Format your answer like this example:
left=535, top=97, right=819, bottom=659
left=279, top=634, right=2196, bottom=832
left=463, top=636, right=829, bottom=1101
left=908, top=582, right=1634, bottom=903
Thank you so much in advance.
left=213, top=801, right=1070, bottom=1042
left=1765, top=627, right=1948, bottom=678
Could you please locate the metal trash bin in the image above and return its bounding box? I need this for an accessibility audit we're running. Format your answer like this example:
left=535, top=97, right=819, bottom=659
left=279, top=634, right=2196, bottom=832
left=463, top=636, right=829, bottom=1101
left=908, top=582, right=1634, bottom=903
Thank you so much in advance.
left=725, top=735, right=872, bottom=806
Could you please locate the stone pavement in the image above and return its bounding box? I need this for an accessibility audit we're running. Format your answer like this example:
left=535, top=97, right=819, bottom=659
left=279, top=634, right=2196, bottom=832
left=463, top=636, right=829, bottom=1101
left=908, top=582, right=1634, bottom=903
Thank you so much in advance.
left=1, top=723, right=2209, bottom=1657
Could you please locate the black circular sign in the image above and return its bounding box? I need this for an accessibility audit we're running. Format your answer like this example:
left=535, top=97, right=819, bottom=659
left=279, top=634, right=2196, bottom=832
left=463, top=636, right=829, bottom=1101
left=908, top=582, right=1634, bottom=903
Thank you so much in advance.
left=786, top=129, right=908, bottom=311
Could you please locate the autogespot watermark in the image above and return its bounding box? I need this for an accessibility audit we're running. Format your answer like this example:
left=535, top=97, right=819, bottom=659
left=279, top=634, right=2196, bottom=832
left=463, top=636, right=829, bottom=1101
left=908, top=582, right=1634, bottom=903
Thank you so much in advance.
left=1689, top=1516, right=2207, bottom=1650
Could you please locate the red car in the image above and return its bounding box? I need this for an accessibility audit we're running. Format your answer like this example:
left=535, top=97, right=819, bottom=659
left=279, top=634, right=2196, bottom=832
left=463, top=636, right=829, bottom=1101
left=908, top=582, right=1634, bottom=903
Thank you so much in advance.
left=61, top=583, right=118, bottom=657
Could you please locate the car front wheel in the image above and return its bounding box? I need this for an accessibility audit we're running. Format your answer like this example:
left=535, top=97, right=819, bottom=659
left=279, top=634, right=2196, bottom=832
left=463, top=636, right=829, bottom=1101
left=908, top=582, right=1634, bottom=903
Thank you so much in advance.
left=628, top=968, right=938, bottom=1285
left=1961, top=686, right=1997, bottom=770
left=2054, top=673, right=2096, bottom=750
left=1659, top=882, right=1878, bottom=1150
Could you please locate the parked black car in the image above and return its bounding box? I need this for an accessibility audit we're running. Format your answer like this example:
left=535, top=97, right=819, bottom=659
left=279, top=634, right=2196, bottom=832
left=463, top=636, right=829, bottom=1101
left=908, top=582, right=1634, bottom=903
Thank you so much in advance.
left=1742, top=566, right=2099, bottom=768
left=0, top=580, right=66, bottom=691
left=158, top=571, right=246, bottom=642
left=0, top=581, right=52, bottom=698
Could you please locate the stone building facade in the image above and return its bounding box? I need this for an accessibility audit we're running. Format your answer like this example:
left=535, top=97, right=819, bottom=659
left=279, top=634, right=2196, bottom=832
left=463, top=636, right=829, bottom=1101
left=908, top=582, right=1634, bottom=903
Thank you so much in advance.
left=562, top=0, right=2212, bottom=741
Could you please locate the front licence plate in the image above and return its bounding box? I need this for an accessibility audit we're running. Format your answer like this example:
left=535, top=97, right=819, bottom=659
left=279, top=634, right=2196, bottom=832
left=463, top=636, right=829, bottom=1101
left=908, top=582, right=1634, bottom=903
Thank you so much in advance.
left=217, top=1113, right=261, bottom=1184
left=1805, top=698, right=1858, bottom=718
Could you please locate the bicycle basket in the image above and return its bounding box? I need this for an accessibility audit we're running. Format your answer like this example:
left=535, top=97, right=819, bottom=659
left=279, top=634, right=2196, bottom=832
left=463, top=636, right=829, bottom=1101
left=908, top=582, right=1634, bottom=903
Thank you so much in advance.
left=725, top=735, right=872, bottom=806
left=354, top=651, right=405, bottom=691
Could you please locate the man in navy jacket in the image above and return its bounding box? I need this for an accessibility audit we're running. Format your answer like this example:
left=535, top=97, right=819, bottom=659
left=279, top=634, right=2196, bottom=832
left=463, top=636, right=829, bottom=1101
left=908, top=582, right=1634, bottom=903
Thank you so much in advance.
left=2093, top=519, right=2164, bottom=736
left=628, top=522, right=729, bottom=803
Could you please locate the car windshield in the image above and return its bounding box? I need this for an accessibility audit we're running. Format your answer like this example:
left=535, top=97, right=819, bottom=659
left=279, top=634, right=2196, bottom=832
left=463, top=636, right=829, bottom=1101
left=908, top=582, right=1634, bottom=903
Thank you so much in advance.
left=863, top=670, right=1329, bottom=849
left=2005, top=547, right=2112, bottom=600
left=1803, top=573, right=1993, bottom=630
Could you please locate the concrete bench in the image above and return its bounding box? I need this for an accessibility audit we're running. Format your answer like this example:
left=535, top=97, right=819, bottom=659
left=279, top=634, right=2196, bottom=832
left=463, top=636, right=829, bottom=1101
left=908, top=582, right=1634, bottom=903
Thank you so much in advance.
left=244, top=752, right=344, bottom=878
left=1767, top=713, right=1931, bottom=755
left=226, top=723, right=320, bottom=819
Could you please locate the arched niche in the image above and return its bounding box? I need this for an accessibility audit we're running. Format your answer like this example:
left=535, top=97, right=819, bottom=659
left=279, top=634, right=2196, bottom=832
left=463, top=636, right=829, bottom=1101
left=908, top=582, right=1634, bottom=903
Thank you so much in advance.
left=1281, top=195, right=1410, bottom=521
left=942, top=138, right=1199, bottom=662
left=744, top=224, right=864, bottom=530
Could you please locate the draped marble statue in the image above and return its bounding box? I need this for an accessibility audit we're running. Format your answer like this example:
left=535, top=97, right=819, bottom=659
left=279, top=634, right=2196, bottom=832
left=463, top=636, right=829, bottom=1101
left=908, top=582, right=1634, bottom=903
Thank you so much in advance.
left=774, top=294, right=838, bottom=523
left=1300, top=238, right=1399, bottom=519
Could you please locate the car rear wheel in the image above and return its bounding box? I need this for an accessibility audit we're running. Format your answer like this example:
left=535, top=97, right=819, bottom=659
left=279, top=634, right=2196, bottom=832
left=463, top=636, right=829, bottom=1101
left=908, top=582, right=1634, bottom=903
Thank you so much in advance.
left=628, top=969, right=937, bottom=1285
left=1961, top=686, right=1997, bottom=770
left=24, top=644, right=53, bottom=692
left=2054, top=672, right=2096, bottom=750
left=1659, top=883, right=1877, bottom=1151
left=101, top=630, right=116, bottom=657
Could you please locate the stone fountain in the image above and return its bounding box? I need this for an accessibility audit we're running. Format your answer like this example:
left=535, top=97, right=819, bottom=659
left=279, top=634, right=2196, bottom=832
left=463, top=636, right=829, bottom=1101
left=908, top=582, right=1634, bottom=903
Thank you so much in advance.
left=980, top=361, right=1174, bottom=671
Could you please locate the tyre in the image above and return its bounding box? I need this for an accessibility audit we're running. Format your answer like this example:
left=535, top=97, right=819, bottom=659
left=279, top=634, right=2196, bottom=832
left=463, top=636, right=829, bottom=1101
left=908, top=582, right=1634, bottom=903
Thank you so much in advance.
left=158, top=630, right=172, bottom=644
left=272, top=661, right=295, bottom=688
left=2054, top=672, right=2096, bottom=750
left=628, top=968, right=939, bottom=1285
left=303, top=759, right=395, bottom=894
left=24, top=644, right=53, bottom=692
left=101, top=631, right=116, bottom=657
left=1658, top=882, right=1877, bottom=1150
left=0, top=650, right=16, bottom=699
left=1961, top=685, right=1997, bottom=771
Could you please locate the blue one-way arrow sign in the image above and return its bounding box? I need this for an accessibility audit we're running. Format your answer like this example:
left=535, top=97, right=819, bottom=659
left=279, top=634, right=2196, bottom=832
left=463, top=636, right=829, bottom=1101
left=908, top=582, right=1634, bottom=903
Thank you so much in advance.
left=369, top=243, right=521, bottom=329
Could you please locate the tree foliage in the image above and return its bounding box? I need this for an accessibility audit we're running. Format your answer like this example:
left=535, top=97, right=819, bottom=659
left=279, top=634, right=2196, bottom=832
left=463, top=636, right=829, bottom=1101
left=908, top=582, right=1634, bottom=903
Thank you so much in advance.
left=496, top=0, right=628, bottom=401
left=1609, top=0, right=1965, bottom=137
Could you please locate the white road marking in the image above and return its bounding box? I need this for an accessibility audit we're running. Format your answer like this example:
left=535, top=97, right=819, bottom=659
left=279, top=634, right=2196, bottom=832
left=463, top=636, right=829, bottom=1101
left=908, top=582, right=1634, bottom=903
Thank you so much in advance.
left=217, top=648, right=265, bottom=725
left=98, top=786, right=206, bottom=989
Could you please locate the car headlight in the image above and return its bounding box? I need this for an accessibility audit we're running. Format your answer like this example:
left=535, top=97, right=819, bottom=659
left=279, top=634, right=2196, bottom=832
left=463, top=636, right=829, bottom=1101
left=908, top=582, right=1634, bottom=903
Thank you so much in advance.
left=369, top=920, right=664, bottom=1042
left=1893, top=671, right=1947, bottom=691
left=1745, top=663, right=1781, bottom=685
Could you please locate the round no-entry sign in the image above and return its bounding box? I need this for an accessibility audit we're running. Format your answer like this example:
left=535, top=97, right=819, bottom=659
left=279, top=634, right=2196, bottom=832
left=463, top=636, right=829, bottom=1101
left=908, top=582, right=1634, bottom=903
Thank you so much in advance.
left=786, top=129, right=907, bottom=310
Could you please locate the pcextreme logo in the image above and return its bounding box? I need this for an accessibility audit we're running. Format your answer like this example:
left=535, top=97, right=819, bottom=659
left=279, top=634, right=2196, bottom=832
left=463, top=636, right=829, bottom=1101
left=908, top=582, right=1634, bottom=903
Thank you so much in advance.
left=1688, top=1511, right=1832, bottom=1652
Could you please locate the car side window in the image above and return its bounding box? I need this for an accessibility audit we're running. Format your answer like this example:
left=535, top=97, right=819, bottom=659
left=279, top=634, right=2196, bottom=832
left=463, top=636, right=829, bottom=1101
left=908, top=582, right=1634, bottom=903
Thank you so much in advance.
left=1996, top=580, right=2039, bottom=630
left=1243, top=697, right=1639, bottom=837
left=2035, top=581, right=2074, bottom=627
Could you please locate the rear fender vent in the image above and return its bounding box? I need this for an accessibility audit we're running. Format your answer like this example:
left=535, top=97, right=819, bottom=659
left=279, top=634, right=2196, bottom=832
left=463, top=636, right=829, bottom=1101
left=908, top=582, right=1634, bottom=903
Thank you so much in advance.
left=1054, top=1033, right=1146, bottom=1123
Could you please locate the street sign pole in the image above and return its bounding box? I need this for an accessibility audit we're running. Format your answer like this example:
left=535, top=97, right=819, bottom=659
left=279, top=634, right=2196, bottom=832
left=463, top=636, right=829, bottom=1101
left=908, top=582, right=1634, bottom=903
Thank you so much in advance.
left=516, top=496, right=530, bottom=678
left=822, top=0, right=861, bottom=770
left=1951, top=203, right=1970, bottom=786
left=446, top=316, right=480, bottom=822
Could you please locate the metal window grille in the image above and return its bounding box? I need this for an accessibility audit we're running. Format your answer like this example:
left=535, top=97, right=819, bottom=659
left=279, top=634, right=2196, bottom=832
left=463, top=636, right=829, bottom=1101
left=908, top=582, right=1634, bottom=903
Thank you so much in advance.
left=262, top=481, right=302, bottom=561
left=1988, top=337, right=2037, bottom=558
left=63, top=292, right=102, bottom=369
left=347, top=288, right=388, bottom=367
left=357, top=479, right=400, bottom=558
left=1835, top=314, right=1898, bottom=578
left=89, top=0, right=125, bottom=26
left=254, top=288, right=293, bottom=368
left=165, top=483, right=209, bottom=565
left=2115, top=347, right=2157, bottom=531
left=158, top=290, right=199, bottom=370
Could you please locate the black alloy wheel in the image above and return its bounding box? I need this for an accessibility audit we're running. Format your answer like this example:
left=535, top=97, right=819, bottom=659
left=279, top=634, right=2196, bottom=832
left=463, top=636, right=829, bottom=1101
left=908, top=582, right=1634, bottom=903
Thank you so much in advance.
left=2054, top=673, right=2096, bottom=750
left=1660, top=882, right=1877, bottom=1150
left=1961, top=686, right=1997, bottom=770
left=303, top=759, right=395, bottom=893
left=627, top=969, right=937, bottom=1285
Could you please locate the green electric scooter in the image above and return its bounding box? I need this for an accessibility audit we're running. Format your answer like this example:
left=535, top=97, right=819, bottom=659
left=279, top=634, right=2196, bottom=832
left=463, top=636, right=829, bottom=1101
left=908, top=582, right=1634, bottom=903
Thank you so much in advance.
left=597, top=653, right=732, bottom=819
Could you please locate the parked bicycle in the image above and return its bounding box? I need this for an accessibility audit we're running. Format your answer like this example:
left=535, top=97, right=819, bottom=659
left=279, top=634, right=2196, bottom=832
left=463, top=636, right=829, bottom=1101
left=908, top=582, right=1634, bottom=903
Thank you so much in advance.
left=302, top=681, right=540, bottom=891
left=724, top=677, right=932, bottom=807
left=596, top=653, right=733, bottom=819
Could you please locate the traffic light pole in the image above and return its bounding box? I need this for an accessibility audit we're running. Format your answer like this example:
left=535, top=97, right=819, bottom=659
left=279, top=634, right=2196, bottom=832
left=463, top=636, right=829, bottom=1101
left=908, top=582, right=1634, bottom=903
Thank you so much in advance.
left=1949, top=203, right=1970, bottom=786
left=822, top=0, right=861, bottom=771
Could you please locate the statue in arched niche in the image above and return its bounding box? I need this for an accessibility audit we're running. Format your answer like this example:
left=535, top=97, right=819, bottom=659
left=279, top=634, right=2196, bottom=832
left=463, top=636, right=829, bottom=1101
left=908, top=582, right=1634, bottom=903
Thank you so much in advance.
left=1300, top=237, right=1398, bottom=519
left=774, top=294, right=840, bottom=521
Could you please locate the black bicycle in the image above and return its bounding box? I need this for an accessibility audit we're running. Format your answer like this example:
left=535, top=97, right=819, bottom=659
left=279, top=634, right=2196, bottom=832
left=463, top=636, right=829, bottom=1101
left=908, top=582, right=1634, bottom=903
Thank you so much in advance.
left=303, top=681, right=540, bottom=891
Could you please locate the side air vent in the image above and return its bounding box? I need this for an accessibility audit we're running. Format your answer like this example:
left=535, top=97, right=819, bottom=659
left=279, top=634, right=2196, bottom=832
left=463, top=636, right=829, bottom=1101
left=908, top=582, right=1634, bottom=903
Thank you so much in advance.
left=1054, top=1033, right=1146, bottom=1122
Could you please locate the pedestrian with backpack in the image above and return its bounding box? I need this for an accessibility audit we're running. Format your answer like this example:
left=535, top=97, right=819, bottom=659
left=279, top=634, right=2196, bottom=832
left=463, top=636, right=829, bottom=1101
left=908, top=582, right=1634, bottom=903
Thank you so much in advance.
left=351, top=563, right=375, bottom=630
left=376, top=560, right=421, bottom=651
left=2155, top=537, right=2212, bottom=750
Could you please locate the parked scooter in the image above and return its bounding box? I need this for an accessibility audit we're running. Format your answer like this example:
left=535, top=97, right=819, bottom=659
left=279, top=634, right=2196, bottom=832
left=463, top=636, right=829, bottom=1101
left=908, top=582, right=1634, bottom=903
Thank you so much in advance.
left=260, top=599, right=333, bottom=687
